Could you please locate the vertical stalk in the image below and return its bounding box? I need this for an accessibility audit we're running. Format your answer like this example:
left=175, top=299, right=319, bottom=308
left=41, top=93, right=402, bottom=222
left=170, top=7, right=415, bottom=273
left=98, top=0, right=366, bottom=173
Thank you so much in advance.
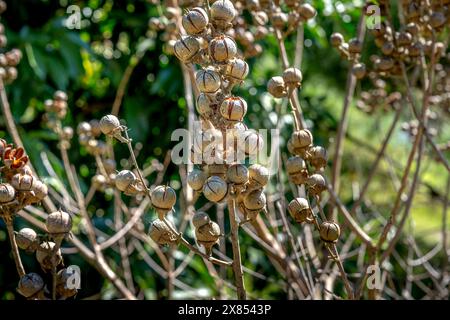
left=4, top=218, right=25, bottom=277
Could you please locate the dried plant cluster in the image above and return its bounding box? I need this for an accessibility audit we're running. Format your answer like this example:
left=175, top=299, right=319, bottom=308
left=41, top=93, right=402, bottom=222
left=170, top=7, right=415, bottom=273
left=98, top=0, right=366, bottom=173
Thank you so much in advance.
left=0, top=0, right=449, bottom=301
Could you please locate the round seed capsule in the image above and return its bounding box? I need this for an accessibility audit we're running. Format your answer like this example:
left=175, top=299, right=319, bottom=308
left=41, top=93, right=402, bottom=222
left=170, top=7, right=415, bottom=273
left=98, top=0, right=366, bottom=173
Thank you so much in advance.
left=174, top=36, right=200, bottom=62
left=16, top=228, right=38, bottom=251
left=196, top=93, right=212, bottom=115
left=267, top=76, right=287, bottom=98
left=298, top=3, right=316, bottom=20
left=243, top=189, right=266, bottom=211
left=319, top=221, right=340, bottom=243
left=227, top=164, right=249, bottom=185
left=17, top=273, right=45, bottom=298
left=226, top=58, right=249, bottom=81
left=115, top=170, right=137, bottom=192
left=196, top=68, right=221, bottom=93
left=210, top=0, right=236, bottom=26
left=188, top=169, right=208, bottom=191
left=99, top=114, right=121, bottom=135
left=282, top=67, right=302, bottom=88
left=309, top=146, right=328, bottom=169
left=220, top=96, right=247, bottom=121
left=286, top=156, right=308, bottom=185
left=307, top=173, right=327, bottom=196
left=0, top=183, right=15, bottom=203
left=330, top=33, right=344, bottom=47
left=288, top=198, right=312, bottom=223
left=248, top=164, right=269, bottom=188
left=195, top=220, right=221, bottom=255
left=149, top=219, right=178, bottom=246
left=11, top=173, right=35, bottom=191
left=203, top=176, right=228, bottom=202
left=46, top=210, right=72, bottom=234
left=36, top=241, right=62, bottom=271
left=182, top=7, right=209, bottom=35
left=209, top=35, right=237, bottom=62
left=192, top=211, right=211, bottom=228
left=151, top=185, right=177, bottom=211
left=238, top=130, right=264, bottom=156
left=290, top=129, right=313, bottom=149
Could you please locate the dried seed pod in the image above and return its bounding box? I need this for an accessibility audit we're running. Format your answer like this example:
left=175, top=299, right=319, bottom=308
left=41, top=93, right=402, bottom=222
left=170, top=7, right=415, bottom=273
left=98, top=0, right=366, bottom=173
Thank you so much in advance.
left=286, top=156, right=308, bottom=185
left=151, top=185, right=177, bottom=217
left=226, top=58, right=249, bottom=81
left=430, top=12, right=446, bottom=28
left=319, top=221, right=340, bottom=243
left=248, top=164, right=269, bottom=188
left=89, top=119, right=102, bottom=137
left=56, top=268, right=78, bottom=299
left=36, top=241, right=62, bottom=271
left=210, top=0, right=236, bottom=28
left=267, top=76, right=287, bottom=98
left=237, top=130, right=264, bottom=156
left=192, top=211, right=211, bottom=228
left=330, top=33, right=344, bottom=47
left=16, top=228, right=38, bottom=252
left=220, top=96, right=247, bottom=121
left=17, top=273, right=45, bottom=298
left=0, top=182, right=15, bottom=204
left=203, top=176, right=228, bottom=202
left=209, top=35, right=237, bottom=62
left=298, top=3, right=316, bottom=20
left=243, top=189, right=266, bottom=214
left=99, top=114, right=122, bottom=136
left=352, top=63, right=366, bottom=79
left=271, top=11, right=287, bottom=29
left=149, top=219, right=178, bottom=246
left=92, top=174, right=107, bottom=190
left=11, top=173, right=35, bottom=191
left=396, top=32, right=412, bottom=46
left=288, top=198, right=312, bottom=223
left=174, top=36, right=200, bottom=62
left=196, top=93, right=212, bottom=115
left=348, top=38, right=362, bottom=54
left=195, top=220, right=221, bottom=255
left=307, top=173, right=327, bottom=196
left=196, top=68, right=221, bottom=93
left=182, top=7, right=209, bottom=35
left=227, top=164, right=249, bottom=185
left=282, top=67, right=302, bottom=88
left=187, top=169, right=207, bottom=191
left=77, top=122, right=92, bottom=136
left=46, top=210, right=72, bottom=235
left=115, top=170, right=137, bottom=192
left=309, top=146, right=328, bottom=170
left=289, top=129, right=313, bottom=153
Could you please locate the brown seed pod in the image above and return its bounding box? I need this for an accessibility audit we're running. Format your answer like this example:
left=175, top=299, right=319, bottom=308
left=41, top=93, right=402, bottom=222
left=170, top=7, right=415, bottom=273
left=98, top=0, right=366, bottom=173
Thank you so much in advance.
left=226, top=58, right=249, bottom=81
left=196, top=68, right=221, bottom=93
left=319, top=221, right=340, bottom=243
left=288, top=198, right=312, bottom=223
left=209, top=35, right=237, bottom=62
left=396, top=32, right=412, bottom=46
left=348, top=38, right=362, bottom=54
left=243, top=189, right=266, bottom=212
left=46, top=210, right=72, bottom=235
left=77, top=121, right=92, bottom=136
left=196, top=93, right=212, bottom=115
left=227, top=164, right=249, bottom=186
left=286, top=156, right=308, bottom=185
left=149, top=219, right=178, bottom=246
left=115, top=170, right=137, bottom=192
left=151, top=185, right=177, bottom=216
left=330, top=33, right=344, bottom=47
left=187, top=169, right=208, bottom=191
left=195, top=220, right=221, bottom=255
left=248, top=164, right=269, bottom=189
left=89, top=119, right=102, bottom=137
left=237, top=130, right=264, bottom=156
left=430, top=12, right=446, bottom=28
left=53, top=90, right=68, bottom=101
left=271, top=11, right=287, bottom=29
left=210, top=0, right=236, bottom=28
left=298, top=3, right=316, bottom=20
left=174, top=36, right=200, bottom=63
left=282, top=67, right=303, bottom=88
left=99, top=114, right=122, bottom=135
left=92, top=174, right=107, bottom=190
left=56, top=268, right=78, bottom=299
left=352, top=63, right=366, bottom=79
left=0, top=182, right=15, bottom=204
left=61, top=126, right=74, bottom=141
left=267, top=76, right=287, bottom=98
left=309, top=146, right=328, bottom=170
left=203, top=176, right=228, bottom=203
left=16, top=228, right=38, bottom=252
left=17, top=273, right=45, bottom=298
left=11, top=173, right=35, bottom=191
left=307, top=173, right=327, bottom=196
left=182, top=7, right=209, bottom=35
left=36, top=241, right=62, bottom=271
left=220, top=96, right=247, bottom=121
left=192, top=211, right=211, bottom=229
left=289, top=129, right=313, bottom=152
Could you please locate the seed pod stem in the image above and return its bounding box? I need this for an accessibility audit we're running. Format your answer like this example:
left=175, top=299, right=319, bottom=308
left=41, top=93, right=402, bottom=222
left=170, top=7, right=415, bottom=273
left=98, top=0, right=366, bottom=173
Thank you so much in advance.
left=4, top=217, right=26, bottom=277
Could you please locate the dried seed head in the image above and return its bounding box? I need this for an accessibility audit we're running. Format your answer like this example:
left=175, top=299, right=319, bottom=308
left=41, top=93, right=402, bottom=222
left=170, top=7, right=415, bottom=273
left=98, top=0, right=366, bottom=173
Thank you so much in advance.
left=17, top=273, right=45, bottom=298
left=36, top=241, right=62, bottom=271
left=16, top=228, right=38, bottom=251
left=243, top=189, right=266, bottom=211
left=0, top=183, right=15, bottom=203
left=115, top=170, right=137, bottom=192
left=271, top=11, right=287, bottom=29
left=210, top=0, right=236, bottom=27
left=188, top=169, right=208, bottom=191
left=227, top=164, right=249, bottom=185
left=182, top=7, right=209, bottom=35
left=174, top=36, right=201, bottom=62
left=192, top=211, right=211, bottom=228
left=330, top=32, right=344, bottom=47
left=30, top=180, right=48, bottom=202
left=56, top=268, right=78, bottom=299
left=209, top=35, right=237, bottom=62
left=149, top=219, right=178, bottom=246
left=348, top=38, right=362, bottom=54
left=151, top=185, right=177, bottom=213
left=267, top=76, right=287, bottom=98
left=352, top=63, right=366, bottom=79
left=309, top=146, right=328, bottom=169
left=298, top=3, right=316, bottom=20
left=220, top=96, right=247, bottom=121
left=288, top=198, right=312, bottom=223
left=307, top=173, right=327, bottom=196
left=11, top=173, right=35, bottom=191
left=77, top=121, right=92, bottom=136
left=195, top=220, right=221, bottom=255
left=290, top=129, right=313, bottom=150
left=99, top=114, right=121, bottom=135
left=319, top=221, right=340, bottom=243
left=282, top=67, right=302, bottom=88
left=46, top=210, right=72, bottom=234
left=238, top=130, right=264, bottom=156
left=286, top=156, right=308, bottom=185
left=196, top=68, right=221, bottom=93
left=248, top=164, right=269, bottom=188
left=196, top=93, right=212, bottom=115
left=203, top=176, right=228, bottom=202
left=226, top=58, right=249, bottom=81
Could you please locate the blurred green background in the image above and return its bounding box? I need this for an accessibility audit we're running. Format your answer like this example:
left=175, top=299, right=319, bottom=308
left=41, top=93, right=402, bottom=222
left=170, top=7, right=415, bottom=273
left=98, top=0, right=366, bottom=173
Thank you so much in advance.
left=0, top=0, right=448, bottom=299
